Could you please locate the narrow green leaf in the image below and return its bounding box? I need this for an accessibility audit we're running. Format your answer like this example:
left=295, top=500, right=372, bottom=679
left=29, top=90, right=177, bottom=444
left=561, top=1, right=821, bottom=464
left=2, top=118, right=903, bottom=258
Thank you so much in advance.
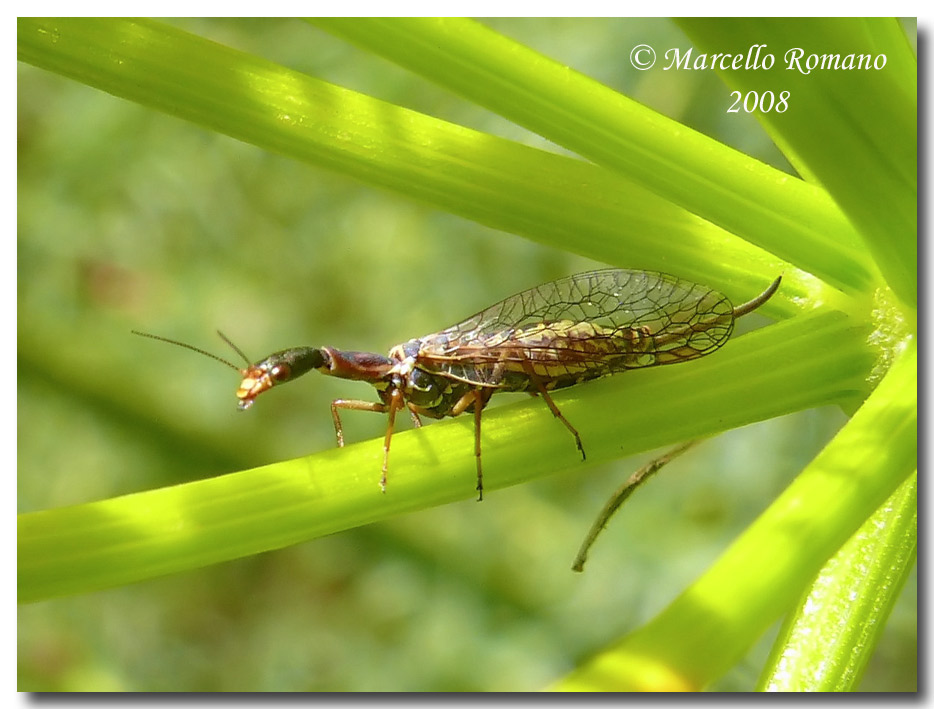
left=679, top=18, right=917, bottom=305
left=759, top=471, right=916, bottom=691
left=311, top=17, right=877, bottom=296
left=16, top=17, right=784, bottom=294
left=554, top=339, right=915, bottom=691
left=19, top=309, right=873, bottom=603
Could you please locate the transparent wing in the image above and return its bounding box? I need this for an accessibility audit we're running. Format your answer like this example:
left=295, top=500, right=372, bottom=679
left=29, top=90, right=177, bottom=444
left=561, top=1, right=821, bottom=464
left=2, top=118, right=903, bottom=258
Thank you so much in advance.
left=415, top=269, right=736, bottom=387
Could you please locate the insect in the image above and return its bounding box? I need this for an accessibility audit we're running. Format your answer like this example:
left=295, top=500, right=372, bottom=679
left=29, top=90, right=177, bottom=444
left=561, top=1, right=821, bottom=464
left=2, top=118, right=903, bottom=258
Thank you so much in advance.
left=134, top=269, right=781, bottom=501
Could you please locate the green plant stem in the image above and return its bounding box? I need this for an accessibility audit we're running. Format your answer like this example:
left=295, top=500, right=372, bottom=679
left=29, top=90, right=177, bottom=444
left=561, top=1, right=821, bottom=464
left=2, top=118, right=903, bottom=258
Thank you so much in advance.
left=20, top=310, right=874, bottom=603
left=310, top=17, right=877, bottom=296
left=679, top=18, right=917, bottom=305
left=553, top=339, right=915, bottom=691
left=758, top=471, right=917, bottom=691
left=17, top=17, right=786, bottom=300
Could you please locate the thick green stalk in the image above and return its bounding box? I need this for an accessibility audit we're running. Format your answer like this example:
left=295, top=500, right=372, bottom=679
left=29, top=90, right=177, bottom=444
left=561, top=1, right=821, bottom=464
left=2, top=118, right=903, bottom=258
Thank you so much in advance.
left=19, top=310, right=873, bottom=603
left=311, top=17, right=878, bottom=296
left=680, top=18, right=917, bottom=305
left=17, top=17, right=785, bottom=297
left=554, top=340, right=915, bottom=690
left=759, top=472, right=917, bottom=691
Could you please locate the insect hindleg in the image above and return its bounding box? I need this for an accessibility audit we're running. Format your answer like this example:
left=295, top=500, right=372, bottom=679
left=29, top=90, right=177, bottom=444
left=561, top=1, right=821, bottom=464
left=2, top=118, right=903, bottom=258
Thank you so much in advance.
left=522, top=366, right=585, bottom=460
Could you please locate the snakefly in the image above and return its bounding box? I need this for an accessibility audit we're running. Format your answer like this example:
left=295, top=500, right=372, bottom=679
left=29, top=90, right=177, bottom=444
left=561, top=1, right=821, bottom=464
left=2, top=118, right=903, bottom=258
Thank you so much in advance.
left=134, top=269, right=781, bottom=500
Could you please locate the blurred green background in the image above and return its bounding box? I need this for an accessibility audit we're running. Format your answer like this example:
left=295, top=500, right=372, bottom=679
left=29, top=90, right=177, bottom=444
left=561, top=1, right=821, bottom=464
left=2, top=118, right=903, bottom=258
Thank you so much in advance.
left=18, top=18, right=915, bottom=691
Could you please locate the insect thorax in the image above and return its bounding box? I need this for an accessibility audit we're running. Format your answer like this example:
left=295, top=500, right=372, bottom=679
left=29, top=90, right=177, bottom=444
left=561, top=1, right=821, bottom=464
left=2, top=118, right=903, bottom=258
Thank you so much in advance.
left=387, top=339, right=476, bottom=419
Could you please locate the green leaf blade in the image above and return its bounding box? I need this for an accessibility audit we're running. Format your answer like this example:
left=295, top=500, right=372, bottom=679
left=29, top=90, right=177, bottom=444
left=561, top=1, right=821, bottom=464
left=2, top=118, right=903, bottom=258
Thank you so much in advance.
left=311, top=17, right=878, bottom=296
left=758, top=472, right=917, bottom=691
left=553, top=339, right=915, bottom=690
left=18, top=17, right=786, bottom=293
left=679, top=18, right=917, bottom=305
left=19, top=307, right=873, bottom=603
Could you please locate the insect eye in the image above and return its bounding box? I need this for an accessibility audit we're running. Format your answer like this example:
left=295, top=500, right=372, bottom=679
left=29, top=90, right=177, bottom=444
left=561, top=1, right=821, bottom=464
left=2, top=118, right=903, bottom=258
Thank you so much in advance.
left=270, top=364, right=292, bottom=382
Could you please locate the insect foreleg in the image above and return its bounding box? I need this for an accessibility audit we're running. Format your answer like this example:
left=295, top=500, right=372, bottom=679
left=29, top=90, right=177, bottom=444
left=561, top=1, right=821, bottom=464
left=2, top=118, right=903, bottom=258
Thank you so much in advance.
left=330, top=393, right=418, bottom=492
left=330, top=399, right=389, bottom=447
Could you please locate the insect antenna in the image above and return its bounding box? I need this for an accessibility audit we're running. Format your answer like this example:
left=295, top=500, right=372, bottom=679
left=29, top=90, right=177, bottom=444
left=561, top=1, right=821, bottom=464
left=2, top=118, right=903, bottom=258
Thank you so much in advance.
left=131, top=330, right=246, bottom=372
left=215, top=330, right=252, bottom=366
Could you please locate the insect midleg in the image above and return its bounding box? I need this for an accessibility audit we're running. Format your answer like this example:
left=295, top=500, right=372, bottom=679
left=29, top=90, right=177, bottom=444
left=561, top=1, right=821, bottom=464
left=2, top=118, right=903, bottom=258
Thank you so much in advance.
left=450, top=388, right=492, bottom=502
left=521, top=362, right=586, bottom=460
left=330, top=399, right=388, bottom=447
